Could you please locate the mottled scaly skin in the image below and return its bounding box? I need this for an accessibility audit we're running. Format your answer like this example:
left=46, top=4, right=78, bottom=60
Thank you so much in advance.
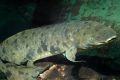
left=0, top=21, right=117, bottom=80
left=0, top=60, right=50, bottom=80
left=0, top=21, right=80, bottom=65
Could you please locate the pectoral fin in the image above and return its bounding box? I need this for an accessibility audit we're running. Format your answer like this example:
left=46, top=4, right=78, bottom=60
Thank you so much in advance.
left=65, top=46, right=78, bottom=62
left=65, top=46, right=85, bottom=62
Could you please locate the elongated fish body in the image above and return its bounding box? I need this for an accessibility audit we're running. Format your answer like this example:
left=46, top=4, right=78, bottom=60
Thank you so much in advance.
left=0, top=60, right=47, bottom=80
left=0, top=21, right=117, bottom=66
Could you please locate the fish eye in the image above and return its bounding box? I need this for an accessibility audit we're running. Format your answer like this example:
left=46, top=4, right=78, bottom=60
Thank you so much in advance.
left=89, top=37, right=94, bottom=41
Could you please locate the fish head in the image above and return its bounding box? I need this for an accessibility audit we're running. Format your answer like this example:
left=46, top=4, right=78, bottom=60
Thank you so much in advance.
left=77, top=21, right=117, bottom=49
left=90, top=26, right=116, bottom=46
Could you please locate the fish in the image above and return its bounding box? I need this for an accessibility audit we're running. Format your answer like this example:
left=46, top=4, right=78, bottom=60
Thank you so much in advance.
left=0, top=20, right=117, bottom=80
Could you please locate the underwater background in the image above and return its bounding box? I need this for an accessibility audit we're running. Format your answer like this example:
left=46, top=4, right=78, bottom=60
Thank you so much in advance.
left=0, top=0, right=120, bottom=80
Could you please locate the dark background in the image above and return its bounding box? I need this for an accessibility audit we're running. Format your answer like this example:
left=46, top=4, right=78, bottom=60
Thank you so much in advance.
left=0, top=0, right=68, bottom=41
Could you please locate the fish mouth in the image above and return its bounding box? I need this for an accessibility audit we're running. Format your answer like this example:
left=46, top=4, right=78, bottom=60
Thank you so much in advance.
left=96, top=35, right=117, bottom=45
left=105, top=35, right=117, bottom=43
